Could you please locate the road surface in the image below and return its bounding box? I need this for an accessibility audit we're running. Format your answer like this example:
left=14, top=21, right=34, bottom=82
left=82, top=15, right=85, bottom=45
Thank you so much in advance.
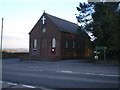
left=2, top=58, right=119, bottom=88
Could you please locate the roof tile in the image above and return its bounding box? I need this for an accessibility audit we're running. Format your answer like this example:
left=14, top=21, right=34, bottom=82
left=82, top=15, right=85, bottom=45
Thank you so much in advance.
left=45, top=13, right=78, bottom=34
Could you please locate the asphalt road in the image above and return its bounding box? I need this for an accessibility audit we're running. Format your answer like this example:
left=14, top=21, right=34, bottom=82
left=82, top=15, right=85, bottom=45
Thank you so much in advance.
left=2, top=58, right=119, bottom=88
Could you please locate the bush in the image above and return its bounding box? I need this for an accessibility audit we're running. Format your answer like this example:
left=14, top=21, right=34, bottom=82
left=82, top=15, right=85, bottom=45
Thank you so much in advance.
left=106, top=47, right=119, bottom=60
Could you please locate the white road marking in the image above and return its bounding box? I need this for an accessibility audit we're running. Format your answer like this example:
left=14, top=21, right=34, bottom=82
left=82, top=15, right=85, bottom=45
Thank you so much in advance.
left=7, top=82, right=17, bottom=85
left=58, top=70, right=73, bottom=73
left=84, top=73, right=119, bottom=77
left=84, top=73, right=96, bottom=75
left=22, top=85, right=36, bottom=88
left=56, top=70, right=119, bottom=77
left=2, top=81, right=39, bottom=88
left=103, top=74, right=119, bottom=77
left=56, top=71, right=60, bottom=73
left=0, top=81, right=2, bottom=83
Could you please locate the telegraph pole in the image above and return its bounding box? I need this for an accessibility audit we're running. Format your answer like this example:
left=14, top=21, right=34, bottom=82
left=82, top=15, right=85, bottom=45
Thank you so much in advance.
left=0, top=18, right=3, bottom=89
left=0, top=18, right=3, bottom=60
left=1, top=18, right=3, bottom=51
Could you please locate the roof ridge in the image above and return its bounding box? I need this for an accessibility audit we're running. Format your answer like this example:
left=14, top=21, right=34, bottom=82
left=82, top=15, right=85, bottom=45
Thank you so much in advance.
left=45, top=13, right=77, bottom=26
left=44, top=12, right=79, bottom=34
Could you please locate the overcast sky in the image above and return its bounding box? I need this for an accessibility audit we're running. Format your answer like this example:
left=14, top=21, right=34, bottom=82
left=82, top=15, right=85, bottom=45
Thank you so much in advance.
left=0, top=0, right=87, bottom=50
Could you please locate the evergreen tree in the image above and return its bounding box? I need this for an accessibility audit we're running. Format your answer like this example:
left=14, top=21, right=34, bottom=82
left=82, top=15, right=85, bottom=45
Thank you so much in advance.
left=76, top=2, right=94, bottom=29
left=76, top=2, right=120, bottom=48
left=76, top=2, right=120, bottom=60
left=91, top=2, right=119, bottom=48
left=76, top=2, right=96, bottom=49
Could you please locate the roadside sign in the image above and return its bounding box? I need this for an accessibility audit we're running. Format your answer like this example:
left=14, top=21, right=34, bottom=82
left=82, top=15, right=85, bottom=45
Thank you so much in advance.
left=96, top=46, right=106, bottom=50
left=95, top=46, right=107, bottom=61
left=95, top=56, right=98, bottom=59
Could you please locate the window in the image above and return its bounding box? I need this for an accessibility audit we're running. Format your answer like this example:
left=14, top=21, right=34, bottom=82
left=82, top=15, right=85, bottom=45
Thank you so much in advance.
left=33, top=39, right=37, bottom=48
left=52, top=38, right=56, bottom=48
left=73, top=41, right=75, bottom=48
left=65, top=41, right=68, bottom=48
left=78, top=42, right=80, bottom=49
left=32, top=49, right=37, bottom=55
left=42, top=39, right=47, bottom=48
left=42, top=28, right=46, bottom=33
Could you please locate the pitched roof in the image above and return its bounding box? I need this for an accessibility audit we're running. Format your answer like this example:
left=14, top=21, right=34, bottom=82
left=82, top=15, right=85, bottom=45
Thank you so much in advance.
left=45, top=13, right=78, bottom=34
left=29, top=12, right=90, bottom=39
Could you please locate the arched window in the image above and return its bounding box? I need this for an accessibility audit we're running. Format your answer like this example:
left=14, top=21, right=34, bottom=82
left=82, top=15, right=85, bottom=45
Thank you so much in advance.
left=42, top=28, right=46, bottom=33
left=78, top=42, right=80, bottom=49
left=73, top=41, right=75, bottom=48
left=42, top=39, right=47, bottom=48
left=65, top=41, right=68, bottom=48
left=33, top=39, right=37, bottom=48
left=52, top=38, right=56, bottom=48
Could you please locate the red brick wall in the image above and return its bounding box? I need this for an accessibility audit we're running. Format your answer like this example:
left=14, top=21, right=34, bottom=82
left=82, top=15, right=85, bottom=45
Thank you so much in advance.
left=29, top=14, right=91, bottom=61
left=29, top=14, right=61, bottom=61
left=60, top=32, right=91, bottom=59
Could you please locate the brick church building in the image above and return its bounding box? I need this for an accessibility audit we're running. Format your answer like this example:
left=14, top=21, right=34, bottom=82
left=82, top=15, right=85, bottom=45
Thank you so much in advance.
left=29, top=12, right=91, bottom=61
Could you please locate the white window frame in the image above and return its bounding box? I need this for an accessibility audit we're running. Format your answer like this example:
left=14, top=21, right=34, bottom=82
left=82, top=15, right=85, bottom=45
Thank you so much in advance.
left=52, top=38, right=56, bottom=48
left=33, top=39, right=37, bottom=48
left=66, top=41, right=68, bottom=48
left=42, top=28, right=46, bottom=33
left=73, top=41, right=75, bottom=48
